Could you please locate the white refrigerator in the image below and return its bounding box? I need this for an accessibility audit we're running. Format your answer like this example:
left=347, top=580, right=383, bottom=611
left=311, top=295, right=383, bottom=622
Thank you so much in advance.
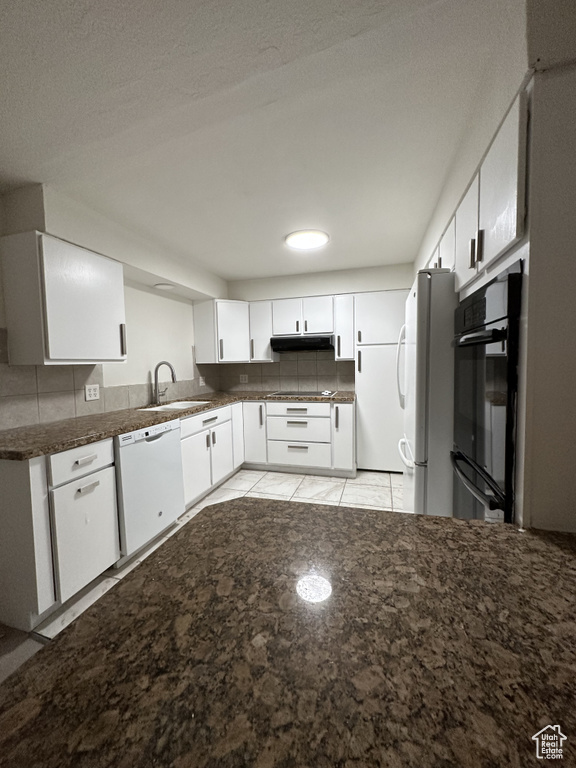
left=397, top=269, right=457, bottom=516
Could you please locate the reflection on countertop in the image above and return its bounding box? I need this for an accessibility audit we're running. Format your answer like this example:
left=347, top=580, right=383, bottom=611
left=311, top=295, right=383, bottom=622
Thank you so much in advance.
left=0, top=391, right=355, bottom=461
left=0, top=497, right=575, bottom=767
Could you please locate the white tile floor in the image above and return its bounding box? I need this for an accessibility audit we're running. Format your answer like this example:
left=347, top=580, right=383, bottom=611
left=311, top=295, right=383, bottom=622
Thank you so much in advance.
left=0, top=469, right=403, bottom=681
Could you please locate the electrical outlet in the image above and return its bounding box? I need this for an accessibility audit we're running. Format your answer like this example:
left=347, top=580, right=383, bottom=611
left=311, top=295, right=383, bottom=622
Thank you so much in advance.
left=85, top=384, right=100, bottom=401
left=199, top=376, right=205, bottom=387
left=240, top=374, right=248, bottom=384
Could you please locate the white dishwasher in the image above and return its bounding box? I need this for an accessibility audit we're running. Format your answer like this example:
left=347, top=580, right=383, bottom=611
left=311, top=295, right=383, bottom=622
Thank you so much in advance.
left=115, top=419, right=185, bottom=558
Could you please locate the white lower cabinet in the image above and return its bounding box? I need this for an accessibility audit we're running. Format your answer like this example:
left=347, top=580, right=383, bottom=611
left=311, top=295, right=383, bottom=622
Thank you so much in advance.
left=231, top=402, right=245, bottom=468
left=181, top=411, right=234, bottom=508
left=243, top=402, right=267, bottom=463
left=51, top=466, right=120, bottom=603
left=333, top=403, right=355, bottom=471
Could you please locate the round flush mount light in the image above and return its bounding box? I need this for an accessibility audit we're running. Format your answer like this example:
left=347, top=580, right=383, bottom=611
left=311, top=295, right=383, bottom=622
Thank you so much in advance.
left=296, top=572, right=332, bottom=603
left=285, top=230, right=329, bottom=251
left=154, top=283, right=176, bottom=291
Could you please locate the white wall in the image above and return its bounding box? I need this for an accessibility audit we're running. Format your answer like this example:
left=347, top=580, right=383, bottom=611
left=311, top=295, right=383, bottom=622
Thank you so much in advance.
left=228, top=263, right=413, bottom=301
left=103, top=283, right=195, bottom=387
left=414, top=36, right=529, bottom=274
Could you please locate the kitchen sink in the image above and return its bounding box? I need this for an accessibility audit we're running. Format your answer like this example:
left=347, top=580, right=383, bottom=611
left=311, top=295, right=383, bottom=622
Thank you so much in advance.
left=139, top=401, right=210, bottom=412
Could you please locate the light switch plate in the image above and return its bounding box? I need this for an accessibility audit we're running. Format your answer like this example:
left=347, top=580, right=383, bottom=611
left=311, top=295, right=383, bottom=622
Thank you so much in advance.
left=240, top=374, right=248, bottom=384
left=199, top=376, right=205, bottom=386
left=85, top=384, right=100, bottom=401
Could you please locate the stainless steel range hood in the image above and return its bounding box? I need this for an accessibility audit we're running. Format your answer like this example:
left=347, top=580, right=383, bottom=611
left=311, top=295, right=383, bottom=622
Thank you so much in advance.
left=270, top=335, right=334, bottom=353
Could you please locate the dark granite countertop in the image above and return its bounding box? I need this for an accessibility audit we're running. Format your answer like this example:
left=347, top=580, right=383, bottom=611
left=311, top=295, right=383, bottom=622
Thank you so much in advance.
left=0, top=391, right=355, bottom=461
left=0, top=497, right=575, bottom=767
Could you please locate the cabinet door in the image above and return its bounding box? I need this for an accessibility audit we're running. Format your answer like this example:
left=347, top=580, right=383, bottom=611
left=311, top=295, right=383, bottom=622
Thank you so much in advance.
left=302, top=296, right=334, bottom=334
left=333, top=403, right=355, bottom=471
left=210, top=421, right=234, bottom=485
left=216, top=301, right=250, bottom=362
left=438, top=217, right=455, bottom=271
left=231, top=403, right=245, bottom=469
left=354, top=291, right=408, bottom=345
left=334, top=295, right=354, bottom=360
left=249, top=301, right=275, bottom=361
left=50, top=466, right=120, bottom=602
left=181, top=430, right=212, bottom=507
left=356, top=345, right=404, bottom=471
left=243, top=402, right=267, bottom=463
left=272, top=299, right=302, bottom=335
left=455, top=176, right=480, bottom=291
left=478, top=94, right=527, bottom=269
left=41, top=235, right=126, bottom=361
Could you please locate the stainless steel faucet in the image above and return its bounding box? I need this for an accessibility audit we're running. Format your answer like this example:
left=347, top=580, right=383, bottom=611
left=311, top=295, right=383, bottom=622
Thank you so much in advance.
left=153, top=361, right=177, bottom=404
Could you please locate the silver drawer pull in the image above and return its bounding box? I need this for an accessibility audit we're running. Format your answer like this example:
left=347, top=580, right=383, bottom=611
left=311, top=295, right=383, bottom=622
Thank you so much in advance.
left=219, top=338, right=224, bottom=359
left=77, top=479, right=100, bottom=495
left=74, top=453, right=98, bottom=467
left=119, top=323, right=127, bottom=355
left=251, top=339, right=255, bottom=359
left=259, top=404, right=263, bottom=426
left=288, top=444, right=309, bottom=450
left=212, top=431, right=216, bottom=445
left=335, top=406, right=339, bottom=429
left=286, top=407, right=307, bottom=412
left=206, top=433, right=210, bottom=448
left=337, top=335, right=341, bottom=357
left=203, top=416, right=218, bottom=425
left=287, top=420, right=308, bottom=425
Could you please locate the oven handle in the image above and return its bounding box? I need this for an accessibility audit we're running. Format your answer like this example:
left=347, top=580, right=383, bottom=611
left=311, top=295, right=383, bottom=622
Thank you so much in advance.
left=450, top=450, right=506, bottom=510
left=455, top=328, right=507, bottom=347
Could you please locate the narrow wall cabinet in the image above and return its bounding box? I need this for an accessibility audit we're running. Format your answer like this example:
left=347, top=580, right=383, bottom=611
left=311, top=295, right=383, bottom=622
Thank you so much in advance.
left=249, top=301, right=277, bottom=362
left=334, top=294, right=355, bottom=360
left=0, top=231, right=126, bottom=365
left=243, top=401, right=267, bottom=463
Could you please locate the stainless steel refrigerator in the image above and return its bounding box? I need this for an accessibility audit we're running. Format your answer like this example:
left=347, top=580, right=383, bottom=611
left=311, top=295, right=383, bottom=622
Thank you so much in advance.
left=397, top=269, right=457, bottom=516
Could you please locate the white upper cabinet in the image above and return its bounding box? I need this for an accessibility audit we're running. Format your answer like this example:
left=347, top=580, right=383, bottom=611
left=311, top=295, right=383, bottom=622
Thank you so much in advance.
left=455, top=175, right=480, bottom=291
left=272, top=298, right=302, bottom=335
left=354, top=291, right=408, bottom=345
left=193, top=300, right=250, bottom=363
left=334, top=294, right=355, bottom=360
left=271, top=296, right=333, bottom=335
left=438, top=217, right=455, bottom=271
left=478, top=93, right=527, bottom=270
left=0, top=231, right=126, bottom=365
left=302, top=296, right=333, bottom=334
left=249, top=301, right=277, bottom=362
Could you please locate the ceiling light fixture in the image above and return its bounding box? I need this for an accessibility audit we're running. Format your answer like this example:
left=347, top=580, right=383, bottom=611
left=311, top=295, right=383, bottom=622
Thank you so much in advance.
left=154, top=283, right=176, bottom=291
left=285, top=230, right=329, bottom=251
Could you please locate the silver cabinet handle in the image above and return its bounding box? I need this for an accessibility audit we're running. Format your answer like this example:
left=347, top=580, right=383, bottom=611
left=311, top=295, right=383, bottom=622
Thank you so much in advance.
left=203, top=416, right=218, bottom=425
left=296, top=320, right=300, bottom=333
left=74, top=453, right=98, bottom=467
left=219, top=339, right=224, bottom=359
left=337, top=335, right=341, bottom=357
left=357, top=330, right=362, bottom=343
left=212, top=431, right=216, bottom=445
left=287, top=420, right=308, bottom=425
left=469, top=238, right=476, bottom=269
left=77, top=479, right=100, bottom=495
left=120, top=323, right=127, bottom=355
left=259, top=404, right=263, bottom=426
left=250, top=339, right=255, bottom=359
left=304, top=320, right=308, bottom=332
left=335, top=406, right=339, bottom=429
left=288, top=444, right=308, bottom=450
left=476, top=229, right=484, bottom=262
left=287, top=407, right=307, bottom=412
left=358, top=350, right=362, bottom=373
left=206, top=433, right=210, bottom=448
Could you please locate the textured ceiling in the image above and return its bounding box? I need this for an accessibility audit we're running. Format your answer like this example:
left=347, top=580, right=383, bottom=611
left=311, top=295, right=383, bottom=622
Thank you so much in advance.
left=0, top=0, right=527, bottom=280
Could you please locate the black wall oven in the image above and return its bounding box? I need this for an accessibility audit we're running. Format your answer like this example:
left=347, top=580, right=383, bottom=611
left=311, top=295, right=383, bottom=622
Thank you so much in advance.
left=451, top=261, right=522, bottom=523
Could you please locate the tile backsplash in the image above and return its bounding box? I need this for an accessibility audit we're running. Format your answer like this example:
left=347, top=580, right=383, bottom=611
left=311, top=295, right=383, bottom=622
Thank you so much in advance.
left=0, top=329, right=221, bottom=430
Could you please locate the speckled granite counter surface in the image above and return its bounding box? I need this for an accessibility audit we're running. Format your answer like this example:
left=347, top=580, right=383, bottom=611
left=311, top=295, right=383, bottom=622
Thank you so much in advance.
left=0, top=498, right=575, bottom=767
left=0, top=391, right=355, bottom=460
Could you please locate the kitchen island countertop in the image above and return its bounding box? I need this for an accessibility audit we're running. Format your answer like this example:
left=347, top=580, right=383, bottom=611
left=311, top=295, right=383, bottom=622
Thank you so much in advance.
left=0, top=391, right=355, bottom=461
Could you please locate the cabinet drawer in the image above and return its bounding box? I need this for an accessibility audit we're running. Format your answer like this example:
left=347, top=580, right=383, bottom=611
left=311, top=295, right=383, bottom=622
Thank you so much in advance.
left=180, top=406, right=232, bottom=439
left=266, top=402, right=330, bottom=418
left=48, top=438, right=114, bottom=488
left=50, top=466, right=120, bottom=603
left=267, top=416, right=331, bottom=442
left=267, top=440, right=332, bottom=469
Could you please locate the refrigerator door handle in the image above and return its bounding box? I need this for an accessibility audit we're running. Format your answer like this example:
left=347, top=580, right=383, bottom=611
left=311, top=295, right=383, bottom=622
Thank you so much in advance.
left=398, top=438, right=414, bottom=469
left=396, top=324, right=406, bottom=409
left=450, top=450, right=506, bottom=510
